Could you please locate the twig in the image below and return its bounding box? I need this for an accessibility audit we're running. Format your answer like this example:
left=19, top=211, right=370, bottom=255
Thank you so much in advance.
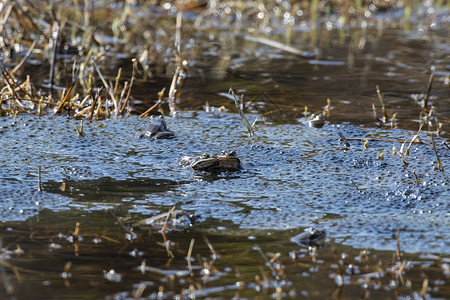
left=187, top=238, right=195, bottom=276
left=229, top=88, right=254, bottom=137
left=88, top=87, right=102, bottom=120
left=167, top=12, right=187, bottom=113
left=204, top=236, right=218, bottom=258
left=396, top=229, right=401, bottom=260
left=344, top=137, right=431, bottom=146
left=338, top=132, right=350, bottom=149
left=412, top=171, right=419, bottom=184
left=376, top=85, right=389, bottom=123
left=75, top=119, right=84, bottom=136
left=107, top=209, right=134, bottom=235
left=37, top=166, right=42, bottom=192
left=442, top=141, right=450, bottom=151
left=431, top=134, right=444, bottom=171
left=49, top=21, right=60, bottom=99
left=91, top=58, right=118, bottom=116
left=423, top=71, right=434, bottom=109
left=350, top=178, right=361, bottom=191
left=404, top=134, right=419, bottom=157
left=12, top=38, right=38, bottom=74
left=54, top=84, right=75, bottom=114
left=119, top=59, right=137, bottom=114
left=244, top=35, right=309, bottom=57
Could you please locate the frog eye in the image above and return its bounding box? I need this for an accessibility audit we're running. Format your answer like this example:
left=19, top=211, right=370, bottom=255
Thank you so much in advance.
left=220, top=151, right=227, bottom=156
left=202, top=153, right=209, bottom=158
left=229, top=151, right=236, bottom=156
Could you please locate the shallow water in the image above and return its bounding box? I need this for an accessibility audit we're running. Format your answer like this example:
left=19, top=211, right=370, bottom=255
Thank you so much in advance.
left=1, top=112, right=449, bottom=298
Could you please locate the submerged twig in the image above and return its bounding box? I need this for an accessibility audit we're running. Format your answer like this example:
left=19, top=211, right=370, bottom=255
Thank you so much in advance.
left=229, top=88, right=254, bottom=138
left=187, top=238, right=195, bottom=276
left=244, top=35, right=309, bottom=57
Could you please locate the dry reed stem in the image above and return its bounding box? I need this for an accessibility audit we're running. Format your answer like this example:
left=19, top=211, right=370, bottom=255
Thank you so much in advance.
left=344, top=137, right=431, bottom=146
left=54, top=84, right=75, bottom=114
left=423, top=72, right=435, bottom=109
left=49, top=21, right=60, bottom=99
left=244, top=35, right=308, bottom=57
left=113, top=68, right=122, bottom=99
left=431, top=134, right=444, bottom=171
left=167, top=11, right=187, bottom=113
left=187, top=238, right=195, bottom=276
left=376, top=85, right=389, bottom=123
left=396, top=229, right=401, bottom=260
left=229, top=88, right=254, bottom=137
left=12, top=38, right=38, bottom=74
left=119, top=59, right=137, bottom=114
left=203, top=236, right=218, bottom=257
left=161, top=206, right=175, bottom=235
left=413, top=171, right=419, bottom=184
left=91, top=58, right=118, bottom=116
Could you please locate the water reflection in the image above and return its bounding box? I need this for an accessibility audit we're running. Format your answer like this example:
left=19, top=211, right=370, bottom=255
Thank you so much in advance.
left=43, top=177, right=191, bottom=202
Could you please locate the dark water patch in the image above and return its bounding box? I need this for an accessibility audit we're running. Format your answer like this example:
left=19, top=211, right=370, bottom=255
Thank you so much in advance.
left=0, top=209, right=448, bottom=299
left=43, top=177, right=191, bottom=202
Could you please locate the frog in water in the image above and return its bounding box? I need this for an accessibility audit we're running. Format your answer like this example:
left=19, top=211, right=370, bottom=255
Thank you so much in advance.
left=290, top=227, right=326, bottom=246
left=180, top=151, right=242, bottom=172
left=135, top=116, right=175, bottom=139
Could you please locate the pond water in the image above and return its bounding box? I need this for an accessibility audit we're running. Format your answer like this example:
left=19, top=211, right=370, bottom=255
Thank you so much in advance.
left=1, top=1, right=449, bottom=299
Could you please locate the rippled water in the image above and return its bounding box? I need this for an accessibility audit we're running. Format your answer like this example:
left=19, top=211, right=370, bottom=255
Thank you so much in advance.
left=1, top=1, right=449, bottom=298
left=1, top=112, right=448, bottom=253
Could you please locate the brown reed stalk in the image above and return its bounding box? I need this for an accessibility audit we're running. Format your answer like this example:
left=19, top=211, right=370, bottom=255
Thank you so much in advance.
left=423, top=71, right=434, bottom=109
left=376, top=85, right=389, bottom=123
left=91, top=58, right=118, bottom=116
left=119, top=59, right=137, bottom=115
left=37, top=166, right=42, bottom=192
left=187, top=238, right=195, bottom=276
left=49, top=21, right=60, bottom=99
left=338, top=132, right=351, bottom=149
left=431, top=134, right=444, bottom=171
left=229, top=88, right=254, bottom=137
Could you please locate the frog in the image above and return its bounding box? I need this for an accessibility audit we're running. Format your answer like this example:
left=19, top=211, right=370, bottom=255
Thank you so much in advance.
left=180, top=151, right=242, bottom=172
left=290, top=227, right=326, bottom=246
left=135, top=115, right=175, bottom=139
left=308, top=113, right=325, bottom=128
